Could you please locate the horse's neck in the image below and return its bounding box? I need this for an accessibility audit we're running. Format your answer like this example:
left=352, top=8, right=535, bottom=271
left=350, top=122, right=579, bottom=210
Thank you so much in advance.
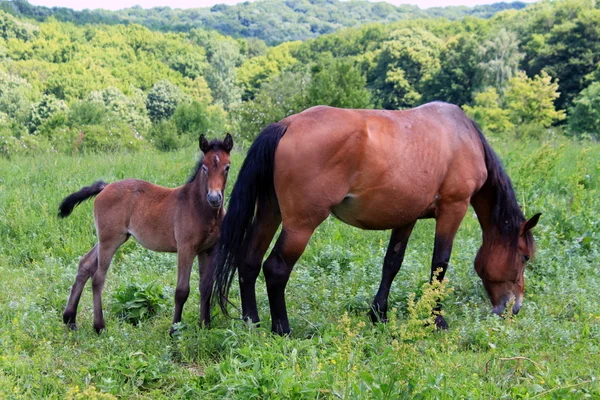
left=470, top=186, right=496, bottom=243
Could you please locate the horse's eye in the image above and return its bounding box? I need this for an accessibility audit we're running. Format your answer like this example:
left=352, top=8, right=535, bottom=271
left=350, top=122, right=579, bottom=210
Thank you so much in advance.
left=224, top=165, right=230, bottom=174
left=202, top=165, right=208, bottom=174
left=522, top=255, right=530, bottom=263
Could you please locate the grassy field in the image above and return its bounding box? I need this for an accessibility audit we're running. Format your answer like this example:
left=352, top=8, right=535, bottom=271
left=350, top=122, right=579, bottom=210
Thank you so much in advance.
left=0, top=137, right=599, bottom=399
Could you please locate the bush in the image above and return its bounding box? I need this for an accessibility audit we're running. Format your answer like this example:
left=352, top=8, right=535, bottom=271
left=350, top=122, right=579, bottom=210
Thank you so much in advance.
left=111, top=282, right=168, bottom=326
left=147, top=119, right=183, bottom=152
left=69, top=101, right=108, bottom=126
left=28, top=94, right=68, bottom=134
left=568, top=82, right=600, bottom=140
left=463, top=87, right=513, bottom=135
left=146, top=80, right=185, bottom=122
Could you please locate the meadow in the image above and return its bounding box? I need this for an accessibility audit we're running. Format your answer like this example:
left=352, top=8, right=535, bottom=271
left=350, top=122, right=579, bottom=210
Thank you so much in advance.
left=0, top=136, right=599, bottom=399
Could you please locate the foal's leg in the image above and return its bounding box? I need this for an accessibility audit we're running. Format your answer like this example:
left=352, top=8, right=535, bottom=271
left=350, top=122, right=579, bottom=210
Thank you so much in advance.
left=238, top=209, right=281, bottom=327
left=198, top=247, right=215, bottom=328
left=430, top=201, right=469, bottom=329
left=170, top=246, right=196, bottom=335
left=263, top=226, right=319, bottom=336
left=370, top=222, right=416, bottom=324
left=63, top=243, right=99, bottom=330
left=92, top=234, right=128, bottom=334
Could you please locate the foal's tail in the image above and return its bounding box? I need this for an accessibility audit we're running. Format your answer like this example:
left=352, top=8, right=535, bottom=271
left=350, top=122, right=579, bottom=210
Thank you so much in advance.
left=58, top=180, right=107, bottom=218
left=213, top=123, right=288, bottom=316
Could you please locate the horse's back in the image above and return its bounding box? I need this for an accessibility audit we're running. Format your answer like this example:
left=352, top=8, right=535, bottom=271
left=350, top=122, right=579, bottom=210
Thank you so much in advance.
left=275, top=103, right=487, bottom=229
left=93, top=179, right=179, bottom=251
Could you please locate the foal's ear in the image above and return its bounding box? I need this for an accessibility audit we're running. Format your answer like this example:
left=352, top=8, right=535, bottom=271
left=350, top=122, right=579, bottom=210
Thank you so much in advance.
left=199, top=134, right=210, bottom=154
left=522, top=213, right=541, bottom=233
left=223, top=133, right=233, bottom=153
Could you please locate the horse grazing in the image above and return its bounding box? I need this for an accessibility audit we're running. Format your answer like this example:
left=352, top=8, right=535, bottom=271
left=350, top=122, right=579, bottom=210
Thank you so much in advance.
left=59, top=134, right=233, bottom=334
left=213, top=102, right=541, bottom=335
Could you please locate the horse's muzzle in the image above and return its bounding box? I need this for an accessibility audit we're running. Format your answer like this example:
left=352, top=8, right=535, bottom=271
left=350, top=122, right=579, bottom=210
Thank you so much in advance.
left=207, top=191, right=223, bottom=208
left=492, top=296, right=522, bottom=316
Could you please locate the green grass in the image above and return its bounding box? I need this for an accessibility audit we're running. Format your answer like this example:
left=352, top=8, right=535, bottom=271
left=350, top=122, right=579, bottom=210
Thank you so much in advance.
left=0, top=138, right=599, bottom=399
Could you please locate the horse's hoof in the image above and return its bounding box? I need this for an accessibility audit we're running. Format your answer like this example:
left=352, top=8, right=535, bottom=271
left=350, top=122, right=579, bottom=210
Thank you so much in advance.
left=368, top=309, right=388, bottom=324
left=434, top=315, right=449, bottom=330
left=67, top=322, right=78, bottom=331
left=94, top=323, right=106, bottom=335
left=271, top=325, right=291, bottom=336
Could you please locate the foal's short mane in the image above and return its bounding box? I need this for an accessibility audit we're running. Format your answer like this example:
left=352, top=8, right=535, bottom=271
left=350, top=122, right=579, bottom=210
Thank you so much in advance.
left=472, top=121, right=533, bottom=253
left=187, top=139, right=227, bottom=184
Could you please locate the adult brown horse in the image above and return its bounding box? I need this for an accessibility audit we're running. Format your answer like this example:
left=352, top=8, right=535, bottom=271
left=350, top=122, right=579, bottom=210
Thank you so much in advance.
left=59, top=134, right=233, bottom=334
left=214, top=102, right=540, bottom=335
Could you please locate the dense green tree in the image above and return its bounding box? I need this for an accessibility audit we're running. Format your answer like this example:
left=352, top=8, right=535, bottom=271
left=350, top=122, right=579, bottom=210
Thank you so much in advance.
left=0, top=0, right=526, bottom=44
left=145, top=80, right=185, bottom=122
left=523, top=0, right=600, bottom=110
left=476, top=28, right=523, bottom=92
left=463, top=87, right=513, bottom=135
left=504, top=71, right=565, bottom=128
left=422, top=33, right=479, bottom=105
left=28, top=94, right=68, bottom=133
left=307, top=58, right=372, bottom=109
left=568, top=82, right=600, bottom=139
left=371, top=28, right=441, bottom=109
left=205, top=40, right=243, bottom=110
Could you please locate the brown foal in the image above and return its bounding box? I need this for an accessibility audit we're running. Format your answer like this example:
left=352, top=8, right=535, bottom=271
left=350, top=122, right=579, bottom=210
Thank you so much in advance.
left=214, top=102, right=540, bottom=335
left=59, top=134, right=233, bottom=334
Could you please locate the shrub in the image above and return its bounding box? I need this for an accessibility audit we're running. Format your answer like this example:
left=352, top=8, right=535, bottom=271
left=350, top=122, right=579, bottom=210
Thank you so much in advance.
left=28, top=94, right=68, bottom=134
left=146, top=80, right=185, bottom=122
left=463, top=87, right=513, bottom=135
left=568, top=82, right=600, bottom=140
left=110, top=282, right=168, bottom=326
left=147, top=119, right=183, bottom=152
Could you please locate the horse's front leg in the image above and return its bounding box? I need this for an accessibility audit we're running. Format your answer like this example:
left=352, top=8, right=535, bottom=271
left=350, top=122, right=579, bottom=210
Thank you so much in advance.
left=370, top=222, right=416, bottom=323
left=170, top=247, right=195, bottom=336
left=198, top=247, right=215, bottom=328
left=429, top=201, right=469, bottom=330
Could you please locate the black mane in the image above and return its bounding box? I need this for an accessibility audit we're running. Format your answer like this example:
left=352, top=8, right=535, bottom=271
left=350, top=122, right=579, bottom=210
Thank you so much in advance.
left=187, top=139, right=227, bottom=184
left=472, top=121, right=527, bottom=249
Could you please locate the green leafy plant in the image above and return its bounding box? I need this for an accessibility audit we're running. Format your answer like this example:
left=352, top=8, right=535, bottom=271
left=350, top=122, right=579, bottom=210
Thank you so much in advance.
left=111, top=282, right=168, bottom=325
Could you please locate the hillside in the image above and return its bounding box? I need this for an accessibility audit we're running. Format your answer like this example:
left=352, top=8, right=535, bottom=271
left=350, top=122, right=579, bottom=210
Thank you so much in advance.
left=1, top=0, right=528, bottom=43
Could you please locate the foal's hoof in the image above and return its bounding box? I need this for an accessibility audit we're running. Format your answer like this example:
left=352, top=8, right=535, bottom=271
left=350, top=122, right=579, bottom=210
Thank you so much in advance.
left=94, top=323, right=106, bottom=335
left=434, top=315, right=449, bottom=330
left=66, top=322, right=78, bottom=331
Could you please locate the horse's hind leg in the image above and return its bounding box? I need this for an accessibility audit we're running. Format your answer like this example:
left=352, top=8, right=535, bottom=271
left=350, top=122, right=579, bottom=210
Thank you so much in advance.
left=370, top=222, right=416, bottom=324
left=430, top=201, right=469, bottom=329
left=239, top=209, right=281, bottom=327
left=63, top=243, right=99, bottom=330
left=263, top=222, right=323, bottom=336
left=91, top=234, right=128, bottom=334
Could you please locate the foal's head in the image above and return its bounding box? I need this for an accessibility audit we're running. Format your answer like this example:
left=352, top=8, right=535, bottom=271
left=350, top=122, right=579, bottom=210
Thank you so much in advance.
left=198, top=133, right=234, bottom=209
left=474, top=213, right=541, bottom=316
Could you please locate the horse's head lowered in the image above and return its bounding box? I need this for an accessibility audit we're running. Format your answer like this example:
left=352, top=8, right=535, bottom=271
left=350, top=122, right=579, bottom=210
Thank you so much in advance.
left=475, top=213, right=541, bottom=316
left=199, top=133, right=233, bottom=209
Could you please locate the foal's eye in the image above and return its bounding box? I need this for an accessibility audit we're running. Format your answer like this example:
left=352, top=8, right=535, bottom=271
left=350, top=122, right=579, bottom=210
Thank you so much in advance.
left=224, top=165, right=230, bottom=174
left=202, top=165, right=208, bottom=174
left=522, top=255, right=530, bottom=263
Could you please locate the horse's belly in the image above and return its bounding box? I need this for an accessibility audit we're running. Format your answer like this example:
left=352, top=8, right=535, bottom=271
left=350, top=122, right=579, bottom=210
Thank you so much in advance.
left=130, top=229, right=177, bottom=252
left=330, top=191, right=433, bottom=230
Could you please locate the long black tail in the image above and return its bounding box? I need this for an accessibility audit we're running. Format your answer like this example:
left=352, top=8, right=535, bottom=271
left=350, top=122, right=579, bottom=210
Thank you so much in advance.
left=213, top=123, right=288, bottom=316
left=58, top=180, right=107, bottom=218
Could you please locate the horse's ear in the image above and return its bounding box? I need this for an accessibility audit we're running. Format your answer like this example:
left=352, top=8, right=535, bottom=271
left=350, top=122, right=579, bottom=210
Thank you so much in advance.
left=223, top=133, right=233, bottom=153
left=523, top=213, right=541, bottom=233
left=199, top=134, right=209, bottom=153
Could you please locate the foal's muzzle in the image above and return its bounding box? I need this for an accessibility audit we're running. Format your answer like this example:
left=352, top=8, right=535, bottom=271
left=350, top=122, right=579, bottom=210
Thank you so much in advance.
left=207, top=191, right=223, bottom=208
